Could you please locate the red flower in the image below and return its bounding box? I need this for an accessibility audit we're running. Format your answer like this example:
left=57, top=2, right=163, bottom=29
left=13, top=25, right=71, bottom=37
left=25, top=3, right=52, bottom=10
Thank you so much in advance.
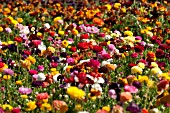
left=12, top=108, right=21, bottom=113
left=77, top=42, right=89, bottom=50
left=69, top=46, right=77, bottom=52
left=36, top=92, right=49, bottom=101
left=23, top=50, right=31, bottom=55
left=128, top=63, right=136, bottom=68
left=102, top=54, right=111, bottom=59
left=156, top=49, right=165, bottom=58
left=14, top=37, right=22, bottom=43
left=49, top=31, right=55, bottom=37
left=32, top=40, right=41, bottom=47
left=134, top=44, right=144, bottom=53
left=29, top=70, right=38, bottom=75
left=0, top=62, right=4, bottom=68
left=50, top=62, right=58, bottom=68
left=80, top=33, right=89, bottom=39
left=93, top=45, right=103, bottom=52
left=157, top=80, right=169, bottom=91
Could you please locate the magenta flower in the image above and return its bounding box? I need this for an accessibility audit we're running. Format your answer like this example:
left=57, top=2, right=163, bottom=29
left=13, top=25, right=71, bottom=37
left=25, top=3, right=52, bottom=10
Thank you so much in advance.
left=89, top=59, right=100, bottom=69
left=124, top=85, right=138, bottom=93
left=3, top=68, right=14, bottom=76
left=66, top=58, right=75, bottom=64
left=131, top=52, right=138, bottom=58
left=18, top=87, right=32, bottom=95
left=37, top=65, right=44, bottom=71
left=29, top=70, right=38, bottom=75
left=107, top=44, right=115, bottom=51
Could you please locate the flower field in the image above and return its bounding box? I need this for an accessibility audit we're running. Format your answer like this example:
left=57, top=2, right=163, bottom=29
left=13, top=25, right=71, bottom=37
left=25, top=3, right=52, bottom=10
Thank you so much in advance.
left=0, top=0, right=170, bottom=112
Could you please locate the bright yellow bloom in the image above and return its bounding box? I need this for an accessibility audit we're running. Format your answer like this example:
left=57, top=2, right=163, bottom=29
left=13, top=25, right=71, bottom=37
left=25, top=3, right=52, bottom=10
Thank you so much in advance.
left=11, top=19, right=18, bottom=26
left=2, top=104, right=13, bottom=111
left=151, top=62, right=158, bottom=68
left=62, top=40, right=69, bottom=48
left=58, top=30, right=64, bottom=35
left=124, top=31, right=133, bottom=36
left=16, top=80, right=22, bottom=85
left=72, top=29, right=79, bottom=35
left=114, top=3, right=121, bottom=9
left=121, top=8, right=126, bottom=13
left=26, top=101, right=37, bottom=111
left=131, top=66, right=143, bottom=74
left=21, top=95, right=28, bottom=99
left=75, top=104, right=82, bottom=111
left=146, top=27, right=152, bottom=31
left=54, top=17, right=62, bottom=22
left=105, top=4, right=112, bottom=11
left=138, top=75, right=149, bottom=83
left=51, top=68, right=57, bottom=72
left=26, top=56, right=36, bottom=64
left=147, top=80, right=155, bottom=88
left=67, top=86, right=85, bottom=100
left=8, top=41, right=14, bottom=45
left=0, top=27, right=3, bottom=32
left=3, top=75, right=11, bottom=80
left=37, top=32, right=42, bottom=37
left=102, top=106, right=110, bottom=112
left=40, top=103, right=52, bottom=111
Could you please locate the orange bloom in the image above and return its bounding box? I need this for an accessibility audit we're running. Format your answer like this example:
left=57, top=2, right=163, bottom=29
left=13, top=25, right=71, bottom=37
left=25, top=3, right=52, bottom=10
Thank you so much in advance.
left=53, top=100, right=68, bottom=113
left=120, top=92, right=132, bottom=102
left=93, top=18, right=104, bottom=26
left=166, top=39, right=170, bottom=45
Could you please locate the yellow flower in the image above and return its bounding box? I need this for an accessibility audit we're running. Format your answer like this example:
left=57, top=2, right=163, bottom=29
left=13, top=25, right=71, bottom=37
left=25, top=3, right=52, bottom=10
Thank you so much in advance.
left=21, top=95, right=28, bottom=99
left=137, top=62, right=145, bottom=69
left=124, top=31, right=133, bottom=36
left=8, top=41, right=14, bottom=45
left=131, top=66, right=143, bottom=74
left=3, top=75, right=11, bottom=80
left=151, top=62, right=158, bottom=68
left=47, top=46, right=55, bottom=53
left=4, top=8, right=11, bottom=14
left=146, top=27, right=152, bottom=31
left=0, top=27, right=3, bottom=32
left=11, top=19, right=18, bottom=26
left=54, top=17, right=62, bottom=22
left=105, top=4, right=112, bottom=11
left=62, top=40, right=69, bottom=48
left=138, top=75, right=149, bottom=83
left=147, top=80, right=155, bottom=88
left=151, top=67, right=162, bottom=76
left=140, top=29, right=145, bottom=34
left=88, top=93, right=97, bottom=101
left=67, top=86, right=85, bottom=100
left=17, top=18, right=23, bottom=23
left=51, top=68, right=57, bottom=72
left=37, top=32, right=42, bottom=37
left=121, top=8, right=126, bottom=13
left=2, top=104, right=13, bottom=111
left=114, top=3, right=121, bottom=9
left=40, top=103, right=52, bottom=111
left=26, top=101, right=37, bottom=111
left=16, top=80, right=22, bottom=85
left=75, top=104, right=82, bottom=111
left=21, top=59, right=31, bottom=70
left=26, top=56, right=36, bottom=64
left=102, top=106, right=110, bottom=112
left=58, top=30, right=64, bottom=36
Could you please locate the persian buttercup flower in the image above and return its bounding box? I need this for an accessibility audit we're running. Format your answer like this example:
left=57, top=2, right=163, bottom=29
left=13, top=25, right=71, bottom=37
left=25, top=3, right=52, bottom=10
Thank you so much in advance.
left=67, top=86, right=85, bottom=100
left=108, top=89, right=117, bottom=99
left=131, top=66, right=143, bottom=74
left=40, top=103, right=52, bottom=111
left=3, top=68, right=14, bottom=75
left=126, top=102, right=141, bottom=113
left=11, top=107, right=21, bottom=113
left=37, top=65, right=44, bottom=71
left=120, top=92, right=132, bottom=102
left=26, top=101, right=37, bottom=111
left=89, top=59, right=100, bottom=69
left=96, top=109, right=108, bottom=113
left=5, top=27, right=12, bottom=33
left=18, top=87, right=32, bottom=95
left=2, top=104, right=13, bottom=111
left=36, top=73, right=46, bottom=81
left=112, top=105, right=123, bottom=113
left=52, top=100, right=68, bottom=113
left=124, top=85, right=138, bottom=93
left=36, top=92, right=49, bottom=101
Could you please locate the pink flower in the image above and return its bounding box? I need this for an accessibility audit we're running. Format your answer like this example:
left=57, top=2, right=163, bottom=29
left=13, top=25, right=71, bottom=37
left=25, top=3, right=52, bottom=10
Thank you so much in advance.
left=131, top=52, right=138, bottom=58
left=37, top=65, right=44, bottom=71
left=18, top=87, right=32, bottom=95
left=66, top=58, right=75, bottom=64
left=96, top=109, right=108, bottom=113
left=12, top=108, right=20, bottom=113
left=50, top=62, right=58, bottom=68
left=108, top=89, right=117, bottom=99
left=29, top=70, right=38, bottom=75
left=124, top=85, right=138, bottom=93
left=107, top=44, right=115, bottom=51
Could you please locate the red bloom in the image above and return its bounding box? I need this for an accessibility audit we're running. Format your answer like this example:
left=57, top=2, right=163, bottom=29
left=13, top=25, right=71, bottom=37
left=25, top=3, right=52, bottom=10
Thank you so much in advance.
left=158, top=80, right=169, bottom=91
left=12, top=108, right=20, bottom=113
left=36, top=92, right=49, bottom=100
left=134, top=44, right=144, bottom=53
left=49, top=31, right=55, bottom=37
left=32, top=40, right=41, bottom=47
left=69, top=46, right=77, bottom=52
left=23, top=50, right=31, bottom=55
left=77, top=42, right=89, bottom=50
left=80, top=33, right=89, bottom=39
left=129, top=63, right=136, bottom=68
left=50, top=62, right=58, bottom=68
left=14, top=37, right=22, bottom=43
left=29, top=70, right=38, bottom=75
left=93, top=45, right=103, bottom=52
left=156, top=49, right=165, bottom=58
left=0, top=62, right=4, bottom=68
left=102, top=54, right=111, bottom=59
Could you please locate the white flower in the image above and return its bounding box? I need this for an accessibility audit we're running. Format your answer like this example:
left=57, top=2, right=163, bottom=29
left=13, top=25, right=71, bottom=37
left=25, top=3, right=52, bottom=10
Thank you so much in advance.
left=61, top=48, right=66, bottom=52
left=44, top=23, right=50, bottom=29
left=79, top=59, right=90, bottom=64
left=101, top=61, right=110, bottom=67
left=37, top=73, right=46, bottom=81
left=78, top=111, right=89, bottom=113
left=74, top=76, right=79, bottom=82
left=38, top=43, right=46, bottom=51
left=149, top=108, right=161, bottom=113
left=91, top=84, right=102, bottom=92
left=96, top=77, right=105, bottom=84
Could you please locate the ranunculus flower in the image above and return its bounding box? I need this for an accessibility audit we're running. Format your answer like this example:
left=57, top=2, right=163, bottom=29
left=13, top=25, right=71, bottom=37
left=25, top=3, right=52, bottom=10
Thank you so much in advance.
left=11, top=107, right=21, bottom=113
left=96, top=109, right=108, bottom=113
left=89, top=59, right=100, bottom=69
left=126, top=102, right=141, bottom=113
left=108, top=89, right=117, bottom=99
left=69, top=46, right=77, bottom=52
left=18, top=87, right=32, bottom=95
left=157, top=80, right=169, bottom=91
left=78, top=42, right=89, bottom=50
left=36, top=73, right=46, bottom=81
left=29, top=70, right=38, bottom=75
left=93, top=45, right=103, bottom=53
left=36, top=92, right=49, bottom=101
left=37, top=65, right=44, bottom=71
left=80, top=33, right=89, bottom=39
left=53, top=100, right=68, bottom=113
left=120, top=92, right=132, bottom=102
left=107, top=44, right=115, bottom=51
left=124, top=85, right=138, bottom=93
left=131, top=52, right=138, bottom=58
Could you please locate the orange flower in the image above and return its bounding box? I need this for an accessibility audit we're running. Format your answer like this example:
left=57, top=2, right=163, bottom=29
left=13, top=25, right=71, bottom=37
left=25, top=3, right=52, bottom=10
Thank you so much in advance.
left=93, top=18, right=104, bottom=26
left=120, top=92, right=132, bottom=102
left=166, top=39, right=170, bottom=45
left=53, top=100, right=68, bottom=113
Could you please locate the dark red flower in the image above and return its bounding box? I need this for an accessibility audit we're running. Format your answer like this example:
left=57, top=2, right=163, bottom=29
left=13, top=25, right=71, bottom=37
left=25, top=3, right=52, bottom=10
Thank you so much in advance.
left=69, top=46, right=77, bottom=52
left=156, top=49, right=165, bottom=58
left=14, top=37, right=22, bottom=43
left=129, top=63, right=136, bottom=68
left=93, top=45, right=103, bottom=52
left=134, top=44, right=144, bottom=53
left=50, top=62, right=58, bottom=68
left=80, top=33, right=89, bottom=39
left=77, top=42, right=89, bottom=50
left=23, top=50, right=31, bottom=55
left=159, top=44, right=169, bottom=50
left=157, top=80, right=169, bottom=91
left=102, top=54, right=111, bottom=59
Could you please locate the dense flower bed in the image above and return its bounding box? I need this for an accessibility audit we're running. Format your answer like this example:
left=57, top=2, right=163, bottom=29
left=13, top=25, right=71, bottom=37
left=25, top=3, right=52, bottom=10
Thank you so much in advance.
left=0, top=0, right=170, bottom=113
